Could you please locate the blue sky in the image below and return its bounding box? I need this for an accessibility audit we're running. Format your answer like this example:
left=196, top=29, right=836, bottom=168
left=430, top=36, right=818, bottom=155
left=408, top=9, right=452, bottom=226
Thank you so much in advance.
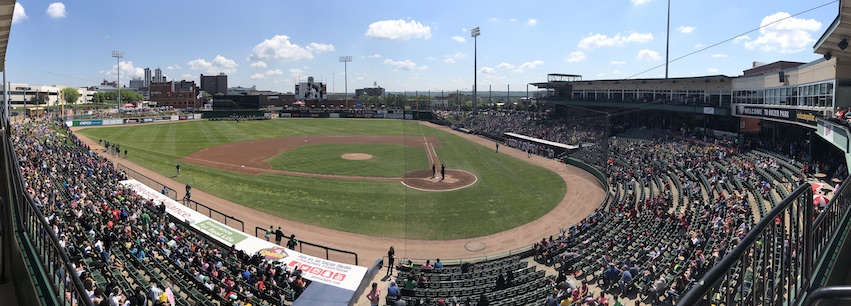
left=5, top=0, right=838, bottom=93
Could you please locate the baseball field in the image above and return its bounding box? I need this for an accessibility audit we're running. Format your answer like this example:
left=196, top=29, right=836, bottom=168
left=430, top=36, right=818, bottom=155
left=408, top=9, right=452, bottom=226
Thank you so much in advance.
left=77, top=119, right=566, bottom=240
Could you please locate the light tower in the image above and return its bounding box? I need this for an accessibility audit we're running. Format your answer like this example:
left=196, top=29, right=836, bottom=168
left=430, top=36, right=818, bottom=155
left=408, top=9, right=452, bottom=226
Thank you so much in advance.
left=111, top=50, right=125, bottom=112
left=471, top=27, right=480, bottom=115
left=339, top=56, right=352, bottom=108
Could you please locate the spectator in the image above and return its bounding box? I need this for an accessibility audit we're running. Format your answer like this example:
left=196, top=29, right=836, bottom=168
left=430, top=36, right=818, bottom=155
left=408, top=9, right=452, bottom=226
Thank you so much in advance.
left=386, top=280, right=400, bottom=302
left=274, top=227, right=284, bottom=245
left=366, top=282, right=380, bottom=306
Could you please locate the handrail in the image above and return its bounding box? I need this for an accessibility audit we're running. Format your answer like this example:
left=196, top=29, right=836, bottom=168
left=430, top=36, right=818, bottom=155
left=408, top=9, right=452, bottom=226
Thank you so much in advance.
left=803, top=286, right=851, bottom=306
left=679, top=183, right=813, bottom=305
left=4, top=125, right=94, bottom=306
left=184, top=198, right=244, bottom=232
left=253, top=226, right=359, bottom=265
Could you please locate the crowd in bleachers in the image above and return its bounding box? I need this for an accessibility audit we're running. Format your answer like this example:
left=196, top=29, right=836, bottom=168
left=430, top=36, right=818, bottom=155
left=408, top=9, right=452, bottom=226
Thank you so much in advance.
left=439, top=110, right=605, bottom=146
left=13, top=116, right=302, bottom=306
left=528, top=127, right=835, bottom=305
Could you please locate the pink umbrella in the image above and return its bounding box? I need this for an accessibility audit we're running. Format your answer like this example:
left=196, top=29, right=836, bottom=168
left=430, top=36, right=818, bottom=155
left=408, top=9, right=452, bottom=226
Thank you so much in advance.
left=293, top=101, right=305, bottom=105
left=811, top=183, right=825, bottom=193
left=813, top=194, right=830, bottom=208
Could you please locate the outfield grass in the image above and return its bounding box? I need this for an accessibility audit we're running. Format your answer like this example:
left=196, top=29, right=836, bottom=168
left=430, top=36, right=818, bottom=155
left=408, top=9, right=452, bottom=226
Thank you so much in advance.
left=78, top=119, right=566, bottom=240
left=266, top=144, right=427, bottom=177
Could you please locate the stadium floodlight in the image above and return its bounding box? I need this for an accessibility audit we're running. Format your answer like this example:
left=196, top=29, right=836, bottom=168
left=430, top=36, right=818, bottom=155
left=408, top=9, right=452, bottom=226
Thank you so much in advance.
left=112, top=51, right=125, bottom=112
left=340, top=56, right=352, bottom=108
left=471, top=27, right=480, bottom=115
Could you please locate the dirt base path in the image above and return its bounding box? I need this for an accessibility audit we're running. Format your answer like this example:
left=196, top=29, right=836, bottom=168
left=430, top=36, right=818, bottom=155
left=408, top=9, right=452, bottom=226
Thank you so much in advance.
left=74, top=121, right=606, bottom=265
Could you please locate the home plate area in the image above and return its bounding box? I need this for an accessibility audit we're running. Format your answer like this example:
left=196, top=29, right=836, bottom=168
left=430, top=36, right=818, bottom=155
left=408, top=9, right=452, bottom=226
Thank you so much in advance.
left=401, top=169, right=477, bottom=191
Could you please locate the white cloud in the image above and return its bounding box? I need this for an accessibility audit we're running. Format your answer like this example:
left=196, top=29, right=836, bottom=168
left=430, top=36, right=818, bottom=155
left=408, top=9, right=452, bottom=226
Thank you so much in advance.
left=181, top=73, right=193, bottom=79
left=513, top=60, right=544, bottom=72
left=101, top=61, right=145, bottom=80
left=250, top=61, right=267, bottom=68
left=365, top=19, right=431, bottom=40
left=46, top=2, right=66, bottom=18
left=490, top=17, right=499, bottom=22
left=509, top=18, right=518, bottom=22
left=479, top=67, right=495, bottom=74
left=13, top=3, right=27, bottom=24
left=289, top=68, right=303, bottom=75
left=733, top=35, right=751, bottom=43
left=306, top=42, right=335, bottom=53
left=711, top=54, right=728, bottom=58
left=443, top=52, right=466, bottom=63
left=579, top=32, right=653, bottom=49
left=678, top=26, right=695, bottom=34
left=461, top=28, right=467, bottom=33
left=564, top=51, right=586, bottom=63
left=596, top=73, right=606, bottom=77
left=367, top=54, right=382, bottom=58
left=250, top=69, right=284, bottom=79
left=450, top=35, right=466, bottom=43
left=631, top=0, right=651, bottom=4
left=610, top=61, right=627, bottom=65
left=613, top=70, right=622, bottom=75
left=637, top=49, right=661, bottom=61
left=249, top=35, right=328, bottom=62
left=187, top=55, right=238, bottom=74
left=694, top=43, right=705, bottom=48
left=166, top=64, right=182, bottom=70
left=527, top=19, right=538, bottom=26
left=743, top=12, right=822, bottom=53
left=497, top=63, right=515, bottom=70
left=384, top=58, right=418, bottom=70
left=707, top=68, right=719, bottom=73
left=418, top=65, right=429, bottom=71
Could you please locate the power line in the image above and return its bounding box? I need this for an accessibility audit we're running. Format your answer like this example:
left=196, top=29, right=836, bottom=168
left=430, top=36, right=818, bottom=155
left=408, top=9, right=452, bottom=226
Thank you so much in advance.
left=6, top=61, right=101, bottom=84
left=625, top=0, right=838, bottom=80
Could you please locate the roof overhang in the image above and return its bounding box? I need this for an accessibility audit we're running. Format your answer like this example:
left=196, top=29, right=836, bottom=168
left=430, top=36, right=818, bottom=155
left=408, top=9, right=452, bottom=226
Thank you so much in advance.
left=0, top=0, right=14, bottom=71
left=814, top=0, right=851, bottom=60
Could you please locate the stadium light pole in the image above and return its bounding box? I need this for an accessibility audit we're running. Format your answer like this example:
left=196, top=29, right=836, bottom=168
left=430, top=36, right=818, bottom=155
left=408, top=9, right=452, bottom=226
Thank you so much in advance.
left=112, top=51, right=124, bottom=112
left=339, top=56, right=352, bottom=109
left=471, top=27, right=480, bottom=115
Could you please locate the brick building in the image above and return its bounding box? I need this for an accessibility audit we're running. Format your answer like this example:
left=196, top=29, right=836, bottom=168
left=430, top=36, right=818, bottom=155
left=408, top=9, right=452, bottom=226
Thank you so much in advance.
left=149, top=80, right=201, bottom=109
left=201, top=73, right=228, bottom=95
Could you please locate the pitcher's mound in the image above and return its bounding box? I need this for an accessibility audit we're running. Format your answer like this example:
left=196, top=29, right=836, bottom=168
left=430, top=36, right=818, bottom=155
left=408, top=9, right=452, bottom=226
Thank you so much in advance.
left=341, top=153, right=373, bottom=160
left=401, top=169, right=477, bottom=191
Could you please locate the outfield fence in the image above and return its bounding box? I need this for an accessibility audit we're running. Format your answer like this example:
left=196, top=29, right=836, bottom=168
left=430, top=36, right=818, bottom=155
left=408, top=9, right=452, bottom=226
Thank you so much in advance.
left=116, top=163, right=178, bottom=200
left=254, top=226, right=359, bottom=265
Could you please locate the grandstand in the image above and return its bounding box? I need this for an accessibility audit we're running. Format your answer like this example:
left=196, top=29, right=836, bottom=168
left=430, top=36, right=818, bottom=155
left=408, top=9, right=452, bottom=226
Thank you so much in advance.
left=5, top=2, right=851, bottom=306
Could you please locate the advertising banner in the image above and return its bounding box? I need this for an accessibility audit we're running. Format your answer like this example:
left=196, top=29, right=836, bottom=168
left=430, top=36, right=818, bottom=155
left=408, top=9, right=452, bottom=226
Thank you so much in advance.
left=171, top=115, right=179, bottom=121
left=143, top=118, right=154, bottom=123
left=76, top=120, right=103, bottom=127
left=734, top=105, right=823, bottom=127
left=119, top=179, right=367, bottom=291
left=329, top=113, right=340, bottom=118
left=280, top=113, right=292, bottom=118
left=124, top=119, right=140, bottom=124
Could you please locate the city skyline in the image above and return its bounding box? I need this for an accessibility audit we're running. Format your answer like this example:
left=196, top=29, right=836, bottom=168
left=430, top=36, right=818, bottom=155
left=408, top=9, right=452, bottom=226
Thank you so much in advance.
left=5, top=0, right=838, bottom=93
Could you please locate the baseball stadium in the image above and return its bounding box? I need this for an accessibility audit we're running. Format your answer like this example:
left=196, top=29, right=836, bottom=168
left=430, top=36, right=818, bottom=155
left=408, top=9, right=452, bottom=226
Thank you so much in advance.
left=3, top=1, right=851, bottom=306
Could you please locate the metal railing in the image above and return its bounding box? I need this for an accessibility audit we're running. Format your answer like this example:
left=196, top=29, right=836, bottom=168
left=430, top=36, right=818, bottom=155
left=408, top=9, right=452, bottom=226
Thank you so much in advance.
left=253, top=226, right=359, bottom=265
left=811, top=178, right=851, bottom=282
left=803, top=286, right=851, bottom=306
left=116, top=163, right=178, bottom=200
left=680, top=183, right=818, bottom=305
left=183, top=198, right=244, bottom=232
left=3, top=125, right=93, bottom=306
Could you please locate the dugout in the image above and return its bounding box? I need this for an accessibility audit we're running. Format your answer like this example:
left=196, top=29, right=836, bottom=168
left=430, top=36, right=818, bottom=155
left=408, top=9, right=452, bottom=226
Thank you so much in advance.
left=503, top=132, right=579, bottom=158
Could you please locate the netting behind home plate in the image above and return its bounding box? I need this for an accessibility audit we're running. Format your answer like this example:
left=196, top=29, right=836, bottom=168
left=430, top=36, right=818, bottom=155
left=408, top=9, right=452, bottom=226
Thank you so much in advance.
left=548, top=105, right=609, bottom=169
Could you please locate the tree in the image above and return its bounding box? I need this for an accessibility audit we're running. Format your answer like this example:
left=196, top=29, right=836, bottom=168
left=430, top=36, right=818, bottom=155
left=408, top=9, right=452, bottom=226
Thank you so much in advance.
left=61, top=87, right=81, bottom=105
